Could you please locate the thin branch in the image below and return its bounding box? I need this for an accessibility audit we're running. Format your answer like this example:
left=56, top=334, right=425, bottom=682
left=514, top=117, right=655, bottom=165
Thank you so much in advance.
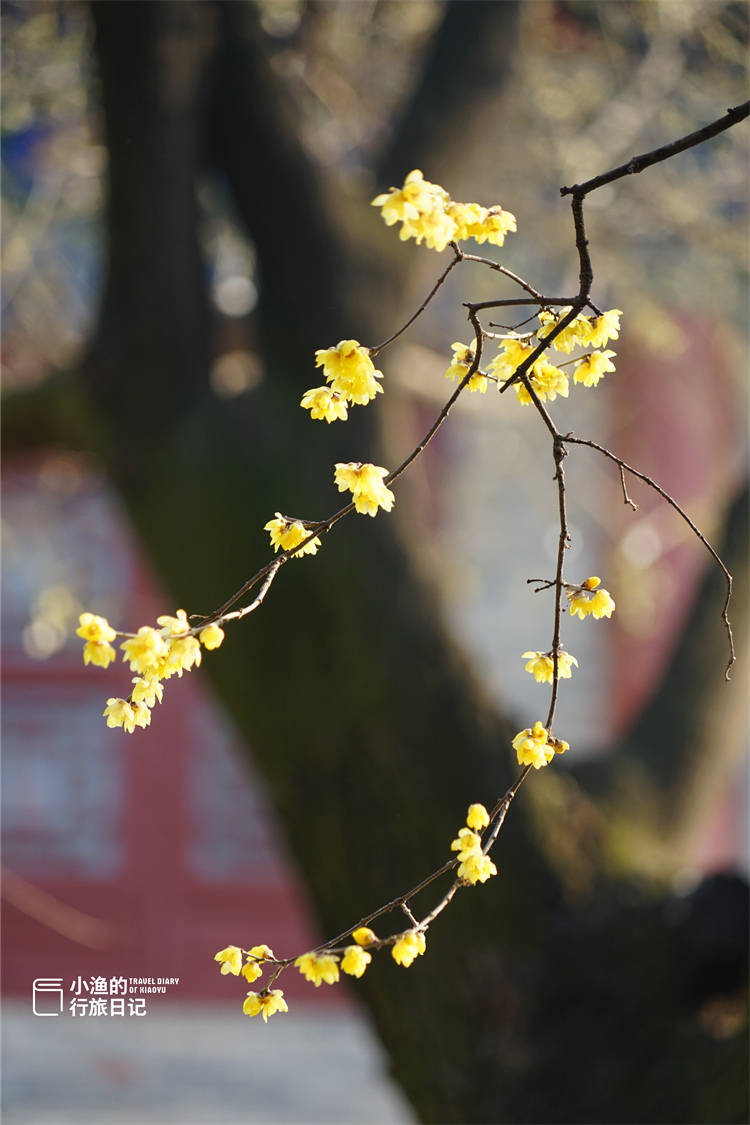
left=370, top=247, right=462, bottom=355
left=564, top=434, right=735, bottom=677
left=560, top=101, right=750, bottom=197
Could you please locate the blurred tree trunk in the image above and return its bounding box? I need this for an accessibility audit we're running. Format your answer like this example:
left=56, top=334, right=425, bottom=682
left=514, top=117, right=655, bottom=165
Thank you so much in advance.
left=44, top=1, right=749, bottom=1120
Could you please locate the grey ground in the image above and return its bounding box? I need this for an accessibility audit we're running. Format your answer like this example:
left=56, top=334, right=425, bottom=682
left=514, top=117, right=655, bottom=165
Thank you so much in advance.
left=2, top=1000, right=417, bottom=1124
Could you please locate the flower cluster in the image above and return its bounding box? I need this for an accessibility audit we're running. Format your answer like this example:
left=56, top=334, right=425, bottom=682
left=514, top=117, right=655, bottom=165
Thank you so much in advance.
left=450, top=803, right=497, bottom=885
left=264, top=514, right=322, bottom=558
left=512, top=721, right=569, bottom=770
left=486, top=307, right=622, bottom=404
left=215, top=944, right=288, bottom=1022
left=522, top=649, right=578, bottom=684
left=566, top=576, right=616, bottom=620
left=372, top=169, right=517, bottom=253
left=301, top=339, right=383, bottom=422
left=334, top=462, right=395, bottom=516
left=77, top=609, right=225, bottom=734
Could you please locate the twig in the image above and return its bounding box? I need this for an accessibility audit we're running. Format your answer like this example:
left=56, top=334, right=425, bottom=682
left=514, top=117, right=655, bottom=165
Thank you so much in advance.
left=560, top=101, right=750, bottom=197
left=564, top=434, right=735, bottom=677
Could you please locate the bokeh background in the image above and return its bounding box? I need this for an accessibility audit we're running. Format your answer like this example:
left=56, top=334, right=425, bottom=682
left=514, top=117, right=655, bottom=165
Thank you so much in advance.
left=2, top=2, right=748, bottom=1123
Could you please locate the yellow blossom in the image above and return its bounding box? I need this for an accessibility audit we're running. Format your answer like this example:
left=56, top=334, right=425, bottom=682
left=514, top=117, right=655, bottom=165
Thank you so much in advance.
left=475, top=205, right=517, bottom=247
left=78, top=614, right=117, bottom=668
left=242, top=989, right=288, bottom=1022
left=521, top=650, right=578, bottom=683
left=515, top=358, right=569, bottom=405
left=341, top=945, right=372, bottom=978
left=214, top=946, right=243, bottom=975
left=446, top=200, right=487, bottom=241
left=199, top=623, right=225, bottom=650
left=573, top=350, right=617, bottom=387
left=121, top=626, right=169, bottom=676
left=512, top=720, right=555, bottom=770
left=444, top=341, right=486, bottom=393
left=537, top=308, right=593, bottom=353
left=103, top=698, right=137, bottom=734
left=458, top=851, right=497, bottom=885
left=83, top=640, right=117, bottom=668
left=161, top=635, right=202, bottom=678
left=590, top=588, right=616, bottom=618
left=264, top=514, right=321, bottom=557
left=352, top=927, right=378, bottom=947
left=567, top=578, right=615, bottom=620
left=588, top=309, right=623, bottom=348
left=466, top=803, right=490, bottom=831
left=401, top=204, right=457, bottom=252
left=133, top=702, right=151, bottom=729
left=314, top=340, right=383, bottom=406
left=248, top=943, right=275, bottom=962
left=371, top=169, right=445, bottom=226
left=487, top=339, right=537, bottom=382
left=451, top=827, right=482, bottom=861
left=300, top=386, right=349, bottom=422
left=130, top=678, right=164, bottom=707
left=334, top=462, right=395, bottom=517
left=77, top=612, right=117, bottom=644
left=294, top=951, right=340, bottom=987
left=391, top=930, right=426, bottom=968
left=157, top=609, right=190, bottom=636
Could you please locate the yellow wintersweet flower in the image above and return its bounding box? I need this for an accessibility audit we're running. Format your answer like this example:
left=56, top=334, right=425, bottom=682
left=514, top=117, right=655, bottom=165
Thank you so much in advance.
left=391, top=931, right=426, bottom=968
left=514, top=358, right=569, bottom=406
left=160, top=635, right=202, bottom=678
left=573, top=350, right=617, bottom=387
left=121, top=626, right=169, bottom=676
left=130, top=678, right=164, bottom=708
left=444, top=342, right=486, bottom=393
left=401, top=204, right=457, bottom=252
left=248, top=943, right=275, bottom=961
left=588, top=309, right=623, bottom=348
left=466, top=803, right=490, bottom=831
left=214, top=945, right=243, bottom=975
left=512, top=720, right=555, bottom=770
left=314, top=340, right=383, bottom=406
left=487, top=338, right=537, bottom=382
left=475, top=205, right=517, bottom=247
left=334, top=462, right=395, bottom=517
left=77, top=613, right=117, bottom=668
left=294, top=951, right=340, bottom=987
left=371, top=169, right=445, bottom=226
left=458, top=850, right=497, bottom=885
left=157, top=609, right=190, bottom=636
left=240, top=944, right=275, bottom=982
left=590, top=588, right=616, bottom=618
left=352, top=926, right=378, bottom=947
left=83, top=640, right=117, bottom=668
left=567, top=577, right=615, bottom=620
left=199, top=623, right=225, bottom=650
left=451, top=827, right=482, bottom=862
left=521, top=650, right=578, bottom=683
left=300, top=386, right=349, bottom=422
left=537, top=308, right=593, bottom=353
left=103, top=697, right=137, bottom=734
left=341, top=945, right=372, bottom=978
left=242, top=989, right=288, bottom=1022
left=446, top=200, right=488, bottom=241
left=77, top=612, right=117, bottom=644
left=264, top=514, right=321, bottom=558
